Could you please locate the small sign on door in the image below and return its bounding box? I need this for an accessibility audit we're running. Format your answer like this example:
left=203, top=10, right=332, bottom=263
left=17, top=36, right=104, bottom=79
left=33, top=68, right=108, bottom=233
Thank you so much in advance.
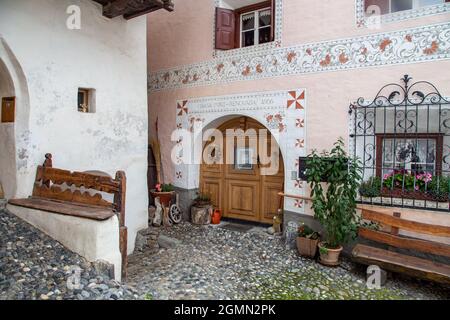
left=1, top=97, right=15, bottom=123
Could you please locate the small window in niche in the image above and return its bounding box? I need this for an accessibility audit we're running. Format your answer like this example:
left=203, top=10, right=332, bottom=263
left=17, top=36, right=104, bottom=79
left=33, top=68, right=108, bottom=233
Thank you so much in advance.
left=78, top=88, right=96, bottom=113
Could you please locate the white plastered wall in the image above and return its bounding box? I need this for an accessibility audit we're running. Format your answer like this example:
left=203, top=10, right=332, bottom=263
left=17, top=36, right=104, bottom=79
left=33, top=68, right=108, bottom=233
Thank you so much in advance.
left=0, top=0, right=149, bottom=254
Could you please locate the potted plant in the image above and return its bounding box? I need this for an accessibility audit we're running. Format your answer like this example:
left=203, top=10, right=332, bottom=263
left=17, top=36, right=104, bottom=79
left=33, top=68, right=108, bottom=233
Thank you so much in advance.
left=306, top=138, right=362, bottom=266
left=150, top=183, right=175, bottom=207
left=191, top=192, right=213, bottom=225
left=296, top=223, right=320, bottom=258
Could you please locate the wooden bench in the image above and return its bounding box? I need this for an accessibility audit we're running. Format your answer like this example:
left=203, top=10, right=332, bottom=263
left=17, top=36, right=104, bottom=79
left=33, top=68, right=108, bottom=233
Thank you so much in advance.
left=352, top=209, right=450, bottom=285
left=8, top=154, right=128, bottom=279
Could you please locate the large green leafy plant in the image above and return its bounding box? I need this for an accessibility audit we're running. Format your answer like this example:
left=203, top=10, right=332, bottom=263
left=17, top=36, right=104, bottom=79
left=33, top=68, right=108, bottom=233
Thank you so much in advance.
left=306, top=138, right=362, bottom=249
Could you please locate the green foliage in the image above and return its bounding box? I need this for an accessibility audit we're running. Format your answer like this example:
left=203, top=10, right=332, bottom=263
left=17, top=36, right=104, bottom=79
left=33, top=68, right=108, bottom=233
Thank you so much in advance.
left=306, top=138, right=362, bottom=249
left=297, top=223, right=319, bottom=239
left=359, top=176, right=382, bottom=198
left=428, top=176, right=450, bottom=202
left=144, top=293, right=153, bottom=300
left=161, top=183, right=175, bottom=192
left=193, top=192, right=212, bottom=206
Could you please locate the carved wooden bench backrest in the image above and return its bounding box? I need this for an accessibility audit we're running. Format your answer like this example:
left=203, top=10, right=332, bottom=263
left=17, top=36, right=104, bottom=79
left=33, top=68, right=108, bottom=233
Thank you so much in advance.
left=32, top=154, right=126, bottom=222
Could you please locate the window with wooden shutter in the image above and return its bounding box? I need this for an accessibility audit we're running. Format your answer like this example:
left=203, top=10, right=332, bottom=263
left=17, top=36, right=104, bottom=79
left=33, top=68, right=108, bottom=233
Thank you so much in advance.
left=215, top=8, right=236, bottom=50
left=215, top=1, right=275, bottom=51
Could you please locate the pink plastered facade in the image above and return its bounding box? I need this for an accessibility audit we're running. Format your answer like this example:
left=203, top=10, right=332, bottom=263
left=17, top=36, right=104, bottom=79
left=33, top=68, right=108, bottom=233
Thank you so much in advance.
left=147, top=0, right=450, bottom=221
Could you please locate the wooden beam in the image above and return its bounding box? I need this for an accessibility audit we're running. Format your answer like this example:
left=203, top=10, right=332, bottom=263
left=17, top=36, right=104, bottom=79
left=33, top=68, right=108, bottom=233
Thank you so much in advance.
left=359, top=227, right=450, bottom=258
left=94, top=0, right=174, bottom=19
left=362, top=209, right=450, bottom=237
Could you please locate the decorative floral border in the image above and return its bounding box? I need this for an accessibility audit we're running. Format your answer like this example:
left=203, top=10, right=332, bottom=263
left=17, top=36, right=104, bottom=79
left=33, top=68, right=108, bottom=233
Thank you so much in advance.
left=149, top=22, right=450, bottom=91
left=212, top=0, right=283, bottom=59
left=356, top=0, right=450, bottom=28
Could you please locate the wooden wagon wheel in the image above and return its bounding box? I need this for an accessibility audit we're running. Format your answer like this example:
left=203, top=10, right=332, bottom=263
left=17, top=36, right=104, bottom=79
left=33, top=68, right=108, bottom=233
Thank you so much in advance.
left=169, top=204, right=182, bottom=224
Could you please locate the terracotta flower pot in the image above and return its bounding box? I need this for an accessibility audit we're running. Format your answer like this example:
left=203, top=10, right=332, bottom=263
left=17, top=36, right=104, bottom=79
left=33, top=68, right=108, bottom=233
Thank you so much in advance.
left=296, top=237, right=319, bottom=258
left=318, top=242, right=343, bottom=266
left=151, top=191, right=174, bottom=207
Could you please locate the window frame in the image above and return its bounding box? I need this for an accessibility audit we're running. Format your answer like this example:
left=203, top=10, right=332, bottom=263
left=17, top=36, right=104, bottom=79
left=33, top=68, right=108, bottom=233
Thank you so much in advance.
left=388, top=0, right=445, bottom=14
left=357, top=0, right=450, bottom=27
left=375, top=133, right=444, bottom=177
left=239, top=6, right=272, bottom=48
left=213, top=0, right=282, bottom=58
left=77, top=88, right=96, bottom=113
left=78, top=88, right=90, bottom=113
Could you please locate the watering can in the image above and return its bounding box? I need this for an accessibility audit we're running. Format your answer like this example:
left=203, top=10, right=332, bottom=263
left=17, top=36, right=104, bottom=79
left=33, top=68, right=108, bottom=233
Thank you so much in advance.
left=211, top=209, right=222, bottom=225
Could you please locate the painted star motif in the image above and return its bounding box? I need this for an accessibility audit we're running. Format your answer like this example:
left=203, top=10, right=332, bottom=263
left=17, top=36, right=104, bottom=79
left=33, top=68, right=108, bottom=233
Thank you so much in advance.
left=296, top=139, right=305, bottom=148
left=287, top=91, right=305, bottom=109
left=176, top=171, right=183, bottom=179
left=294, top=180, right=303, bottom=189
left=294, top=199, right=303, bottom=208
left=177, top=100, right=188, bottom=116
left=296, top=119, right=304, bottom=128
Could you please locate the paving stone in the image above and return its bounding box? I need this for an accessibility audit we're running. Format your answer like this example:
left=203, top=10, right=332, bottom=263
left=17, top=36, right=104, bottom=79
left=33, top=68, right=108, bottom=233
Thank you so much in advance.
left=2, top=206, right=448, bottom=301
left=157, top=235, right=182, bottom=249
left=0, top=209, right=137, bottom=300
left=126, top=222, right=450, bottom=300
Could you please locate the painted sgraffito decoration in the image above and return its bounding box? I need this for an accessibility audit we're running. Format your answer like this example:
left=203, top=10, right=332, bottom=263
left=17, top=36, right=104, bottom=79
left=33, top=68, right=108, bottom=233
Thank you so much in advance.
left=149, top=22, right=450, bottom=91
left=174, top=89, right=307, bottom=214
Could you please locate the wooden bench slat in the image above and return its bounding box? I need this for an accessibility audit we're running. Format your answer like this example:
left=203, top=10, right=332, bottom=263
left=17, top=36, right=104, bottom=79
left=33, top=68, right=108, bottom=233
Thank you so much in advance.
left=8, top=197, right=115, bottom=221
left=362, top=209, right=450, bottom=237
left=352, top=244, right=450, bottom=284
left=359, top=227, right=450, bottom=258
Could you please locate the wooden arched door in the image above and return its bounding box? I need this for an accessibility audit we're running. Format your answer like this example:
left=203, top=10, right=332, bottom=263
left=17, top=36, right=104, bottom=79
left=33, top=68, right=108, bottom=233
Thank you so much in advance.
left=200, top=116, right=284, bottom=224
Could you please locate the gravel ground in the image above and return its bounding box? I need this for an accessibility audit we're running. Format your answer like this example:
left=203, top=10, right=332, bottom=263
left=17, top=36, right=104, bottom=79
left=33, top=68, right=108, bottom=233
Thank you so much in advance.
left=0, top=209, right=139, bottom=300
left=1, top=206, right=448, bottom=300
left=127, top=222, right=450, bottom=300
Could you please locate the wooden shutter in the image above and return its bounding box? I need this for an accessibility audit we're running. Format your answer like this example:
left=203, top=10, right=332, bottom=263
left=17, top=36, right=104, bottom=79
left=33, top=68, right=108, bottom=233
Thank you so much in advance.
left=364, top=0, right=389, bottom=15
left=215, top=8, right=235, bottom=50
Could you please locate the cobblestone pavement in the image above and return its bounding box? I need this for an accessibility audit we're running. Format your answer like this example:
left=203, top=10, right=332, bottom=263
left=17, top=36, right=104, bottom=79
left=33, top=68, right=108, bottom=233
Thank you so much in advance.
left=127, top=222, right=450, bottom=300
left=1, top=207, right=448, bottom=300
left=0, top=209, right=139, bottom=300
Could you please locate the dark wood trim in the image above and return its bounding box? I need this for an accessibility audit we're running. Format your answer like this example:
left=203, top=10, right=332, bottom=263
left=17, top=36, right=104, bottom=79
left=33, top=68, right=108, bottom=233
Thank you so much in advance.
left=270, top=0, right=275, bottom=41
left=235, top=1, right=271, bottom=14
left=375, top=133, right=444, bottom=177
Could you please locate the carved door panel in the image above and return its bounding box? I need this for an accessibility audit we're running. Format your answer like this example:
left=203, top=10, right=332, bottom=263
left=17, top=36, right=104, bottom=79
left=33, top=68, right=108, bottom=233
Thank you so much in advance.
left=200, top=116, right=284, bottom=223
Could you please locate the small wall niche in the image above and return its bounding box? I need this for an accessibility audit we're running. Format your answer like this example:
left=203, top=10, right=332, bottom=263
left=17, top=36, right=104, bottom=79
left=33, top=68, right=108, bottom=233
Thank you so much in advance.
left=77, top=88, right=96, bottom=113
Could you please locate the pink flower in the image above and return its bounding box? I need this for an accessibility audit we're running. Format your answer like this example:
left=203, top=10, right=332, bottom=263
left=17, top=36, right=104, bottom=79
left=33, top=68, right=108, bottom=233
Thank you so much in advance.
left=155, top=183, right=162, bottom=192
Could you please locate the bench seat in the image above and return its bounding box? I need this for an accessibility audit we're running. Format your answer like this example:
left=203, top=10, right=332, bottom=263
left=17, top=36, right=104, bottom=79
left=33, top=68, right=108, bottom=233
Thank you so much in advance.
left=353, top=244, right=450, bottom=285
left=6, top=153, right=128, bottom=280
left=9, top=197, right=115, bottom=221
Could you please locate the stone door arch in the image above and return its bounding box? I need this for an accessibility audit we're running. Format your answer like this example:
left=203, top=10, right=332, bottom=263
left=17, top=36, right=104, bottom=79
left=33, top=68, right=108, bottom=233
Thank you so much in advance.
left=0, top=38, right=31, bottom=198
